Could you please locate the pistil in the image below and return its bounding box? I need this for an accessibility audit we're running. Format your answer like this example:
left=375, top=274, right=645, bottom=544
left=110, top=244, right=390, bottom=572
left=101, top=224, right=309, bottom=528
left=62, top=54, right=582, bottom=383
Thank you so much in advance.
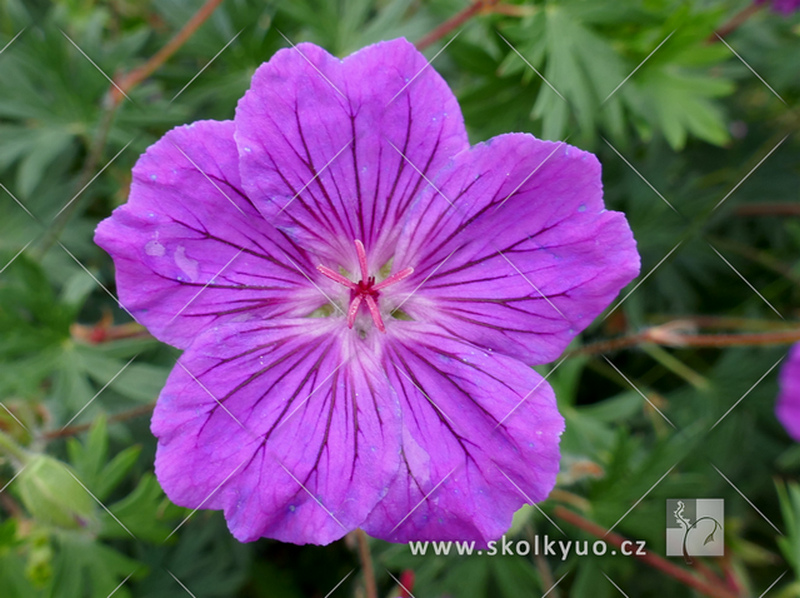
left=317, top=240, right=413, bottom=332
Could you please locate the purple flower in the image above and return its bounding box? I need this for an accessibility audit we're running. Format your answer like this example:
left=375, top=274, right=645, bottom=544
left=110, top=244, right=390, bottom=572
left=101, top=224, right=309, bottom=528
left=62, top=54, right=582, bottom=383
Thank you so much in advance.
left=95, top=39, right=639, bottom=545
left=756, top=0, right=800, bottom=14
left=777, top=344, right=800, bottom=441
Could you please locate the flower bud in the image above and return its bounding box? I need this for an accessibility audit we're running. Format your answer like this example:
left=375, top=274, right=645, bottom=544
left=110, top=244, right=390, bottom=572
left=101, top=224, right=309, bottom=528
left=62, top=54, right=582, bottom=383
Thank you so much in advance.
left=16, top=455, right=95, bottom=530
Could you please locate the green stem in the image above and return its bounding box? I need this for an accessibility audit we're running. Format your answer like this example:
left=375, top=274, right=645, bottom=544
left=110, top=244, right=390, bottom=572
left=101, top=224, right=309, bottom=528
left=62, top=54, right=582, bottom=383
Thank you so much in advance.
left=642, top=345, right=709, bottom=390
left=0, top=430, right=29, bottom=465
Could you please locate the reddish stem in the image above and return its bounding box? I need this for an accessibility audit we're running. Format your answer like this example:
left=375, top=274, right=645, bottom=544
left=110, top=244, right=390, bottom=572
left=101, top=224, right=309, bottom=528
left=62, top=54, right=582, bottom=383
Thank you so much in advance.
left=664, top=329, right=800, bottom=348
left=553, top=507, right=738, bottom=598
left=356, top=529, right=378, bottom=598
left=415, top=0, right=499, bottom=51
left=111, top=0, right=226, bottom=105
left=42, top=403, right=155, bottom=440
left=709, top=3, right=763, bottom=43
left=735, top=203, right=800, bottom=217
left=574, top=320, right=800, bottom=356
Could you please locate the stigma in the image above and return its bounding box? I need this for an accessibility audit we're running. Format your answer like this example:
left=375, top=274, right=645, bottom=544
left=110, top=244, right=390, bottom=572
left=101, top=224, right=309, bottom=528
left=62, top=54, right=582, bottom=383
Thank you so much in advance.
left=316, top=239, right=413, bottom=332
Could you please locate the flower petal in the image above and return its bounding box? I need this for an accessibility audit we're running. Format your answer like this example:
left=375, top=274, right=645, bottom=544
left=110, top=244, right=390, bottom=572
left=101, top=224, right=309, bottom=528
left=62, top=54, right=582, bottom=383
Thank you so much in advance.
left=362, top=324, right=563, bottom=543
left=95, top=120, right=323, bottom=349
left=778, top=344, right=800, bottom=441
left=395, top=134, right=640, bottom=364
left=152, top=318, right=400, bottom=544
left=235, top=38, right=469, bottom=268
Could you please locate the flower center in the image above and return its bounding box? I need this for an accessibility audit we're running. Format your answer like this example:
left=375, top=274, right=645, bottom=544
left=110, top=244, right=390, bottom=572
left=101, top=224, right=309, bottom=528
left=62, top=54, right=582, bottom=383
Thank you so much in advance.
left=316, top=239, right=413, bottom=333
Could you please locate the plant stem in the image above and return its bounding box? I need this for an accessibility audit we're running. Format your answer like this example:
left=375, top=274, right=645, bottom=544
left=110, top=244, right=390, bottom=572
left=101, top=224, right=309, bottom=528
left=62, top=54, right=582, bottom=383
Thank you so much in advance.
left=415, top=0, right=499, bottom=50
left=111, top=0, right=226, bottom=106
left=35, top=0, right=227, bottom=256
left=575, top=319, right=800, bottom=356
left=654, top=315, right=793, bottom=331
left=42, top=403, right=155, bottom=440
left=356, top=529, right=378, bottom=598
left=0, top=430, right=29, bottom=464
left=709, top=3, right=762, bottom=42
left=553, top=507, right=738, bottom=598
left=735, top=203, right=800, bottom=217
left=657, top=328, right=800, bottom=347
left=707, top=235, right=800, bottom=286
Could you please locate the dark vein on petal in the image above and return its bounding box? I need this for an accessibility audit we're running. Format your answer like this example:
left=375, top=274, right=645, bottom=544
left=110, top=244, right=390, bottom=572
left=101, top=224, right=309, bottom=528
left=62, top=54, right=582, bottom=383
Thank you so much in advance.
left=369, top=145, right=383, bottom=248
left=164, top=216, right=303, bottom=275
left=294, top=101, right=353, bottom=240
left=301, top=367, right=338, bottom=489
left=380, top=99, right=412, bottom=236
left=349, top=113, right=366, bottom=242
left=388, top=347, right=480, bottom=464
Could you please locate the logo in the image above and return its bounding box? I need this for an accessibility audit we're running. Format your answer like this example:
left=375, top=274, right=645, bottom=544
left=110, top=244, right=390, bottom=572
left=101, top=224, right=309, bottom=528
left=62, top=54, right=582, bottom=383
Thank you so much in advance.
left=666, top=499, right=724, bottom=562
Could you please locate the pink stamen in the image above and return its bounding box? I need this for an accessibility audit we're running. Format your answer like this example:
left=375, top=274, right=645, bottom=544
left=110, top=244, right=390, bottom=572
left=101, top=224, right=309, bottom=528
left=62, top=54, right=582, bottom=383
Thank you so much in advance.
left=347, top=294, right=363, bottom=328
left=373, top=266, right=414, bottom=291
left=316, top=264, right=358, bottom=289
left=364, top=294, right=385, bottom=332
left=316, top=239, right=414, bottom=333
left=354, top=239, right=369, bottom=281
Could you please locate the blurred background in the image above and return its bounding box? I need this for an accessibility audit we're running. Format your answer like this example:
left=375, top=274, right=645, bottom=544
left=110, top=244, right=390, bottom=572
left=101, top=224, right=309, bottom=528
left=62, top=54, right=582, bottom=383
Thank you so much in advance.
left=0, top=0, right=798, bottom=596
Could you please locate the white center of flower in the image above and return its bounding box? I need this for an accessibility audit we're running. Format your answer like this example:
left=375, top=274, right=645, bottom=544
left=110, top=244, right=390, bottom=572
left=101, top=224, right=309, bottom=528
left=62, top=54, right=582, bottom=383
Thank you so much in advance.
left=316, top=239, right=413, bottom=333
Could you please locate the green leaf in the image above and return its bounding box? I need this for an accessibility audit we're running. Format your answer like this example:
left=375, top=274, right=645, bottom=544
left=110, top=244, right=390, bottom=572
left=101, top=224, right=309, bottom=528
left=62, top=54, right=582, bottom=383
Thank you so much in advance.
left=102, top=474, right=175, bottom=543
left=777, top=481, right=800, bottom=580
left=0, top=538, right=43, bottom=598
left=439, top=558, right=491, bottom=596
left=94, top=446, right=142, bottom=502
left=132, top=512, right=251, bottom=597
left=632, top=68, right=733, bottom=149
left=491, top=555, right=541, bottom=597
left=78, top=347, right=168, bottom=403
left=578, top=392, right=645, bottom=423
left=66, top=415, right=141, bottom=501
left=15, top=455, right=97, bottom=530
left=66, top=415, right=109, bottom=485
left=16, top=127, right=76, bottom=199
left=49, top=534, right=143, bottom=598
left=59, top=269, right=98, bottom=309
left=570, top=560, right=611, bottom=598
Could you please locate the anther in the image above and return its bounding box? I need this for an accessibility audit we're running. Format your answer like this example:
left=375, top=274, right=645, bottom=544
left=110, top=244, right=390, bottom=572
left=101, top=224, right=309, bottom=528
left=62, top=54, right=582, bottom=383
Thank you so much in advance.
left=316, top=239, right=414, bottom=333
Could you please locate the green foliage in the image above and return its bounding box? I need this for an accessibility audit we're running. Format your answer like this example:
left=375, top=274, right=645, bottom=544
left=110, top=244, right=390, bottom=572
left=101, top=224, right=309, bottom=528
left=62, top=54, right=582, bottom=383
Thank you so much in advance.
left=66, top=415, right=142, bottom=501
left=778, top=481, right=800, bottom=582
left=458, top=0, right=737, bottom=148
left=0, top=416, right=184, bottom=597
